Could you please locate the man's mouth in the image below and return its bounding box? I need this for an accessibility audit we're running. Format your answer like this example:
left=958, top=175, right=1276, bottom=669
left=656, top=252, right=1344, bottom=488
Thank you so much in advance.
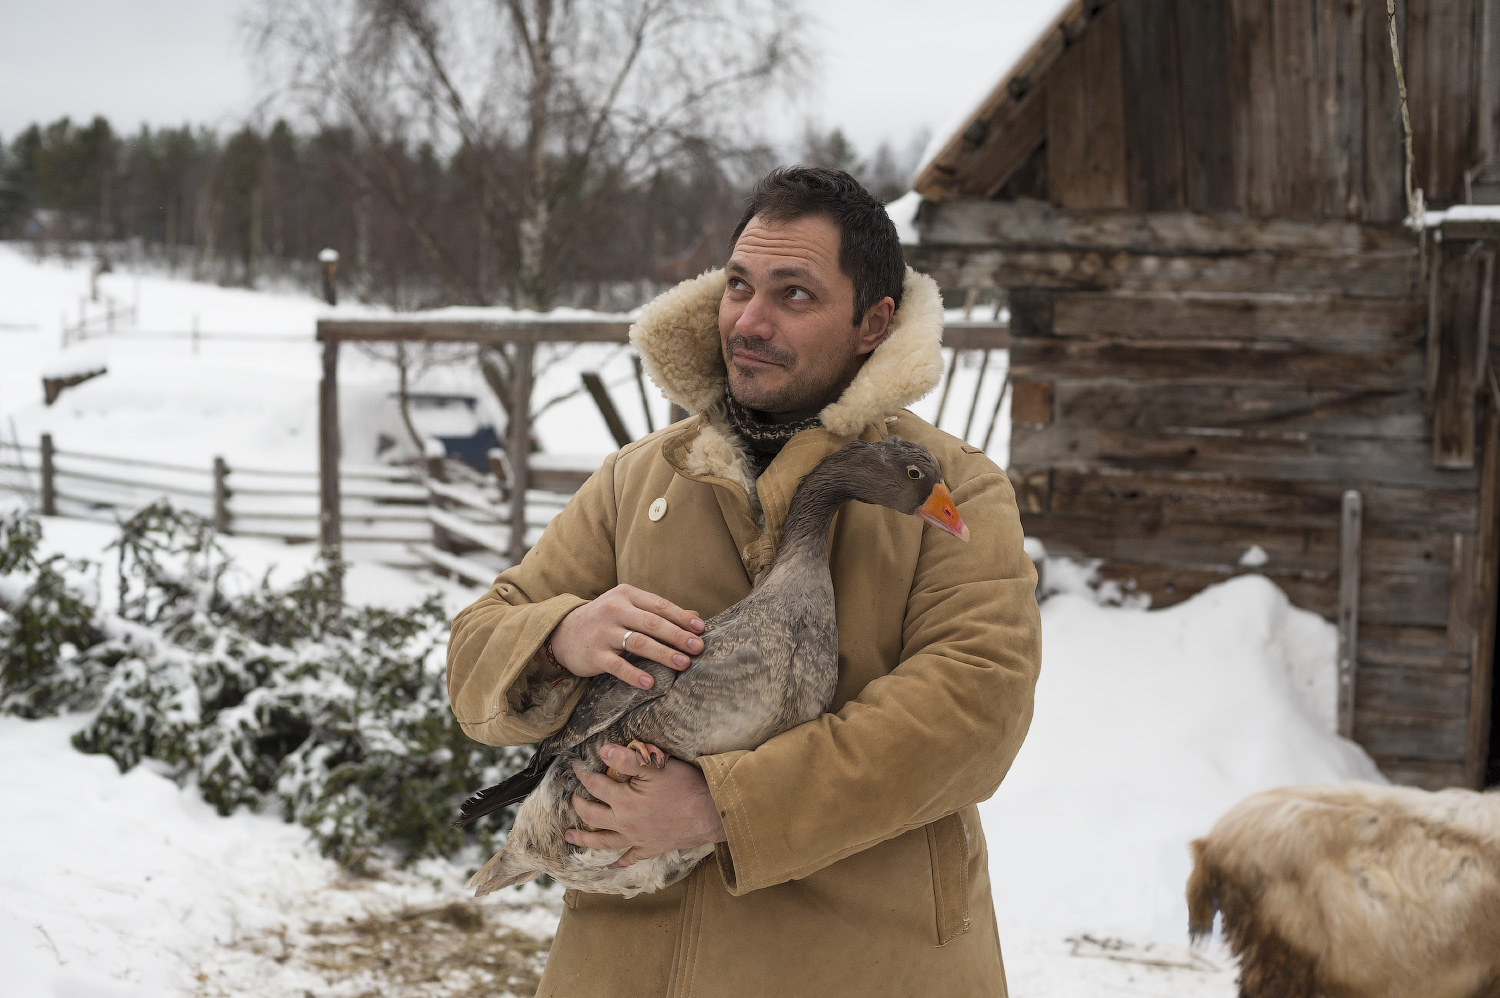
left=732, top=349, right=782, bottom=368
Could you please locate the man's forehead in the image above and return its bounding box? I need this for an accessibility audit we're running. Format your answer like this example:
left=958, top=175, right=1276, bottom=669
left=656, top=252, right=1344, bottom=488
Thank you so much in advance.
left=728, top=214, right=842, bottom=281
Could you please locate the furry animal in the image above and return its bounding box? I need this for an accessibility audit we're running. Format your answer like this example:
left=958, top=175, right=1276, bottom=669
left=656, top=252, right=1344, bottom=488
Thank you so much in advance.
left=1187, top=783, right=1500, bottom=998
left=455, top=437, right=970, bottom=899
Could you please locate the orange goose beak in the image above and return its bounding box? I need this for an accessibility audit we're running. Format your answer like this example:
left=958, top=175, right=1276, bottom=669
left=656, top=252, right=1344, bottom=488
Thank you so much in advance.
left=917, top=482, right=969, bottom=542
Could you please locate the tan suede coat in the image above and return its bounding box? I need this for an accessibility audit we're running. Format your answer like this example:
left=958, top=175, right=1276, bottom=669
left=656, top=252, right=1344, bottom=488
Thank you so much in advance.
left=447, top=268, right=1041, bottom=997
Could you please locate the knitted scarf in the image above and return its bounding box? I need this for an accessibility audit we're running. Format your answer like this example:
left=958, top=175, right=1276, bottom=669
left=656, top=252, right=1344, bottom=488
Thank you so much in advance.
left=724, top=392, right=822, bottom=476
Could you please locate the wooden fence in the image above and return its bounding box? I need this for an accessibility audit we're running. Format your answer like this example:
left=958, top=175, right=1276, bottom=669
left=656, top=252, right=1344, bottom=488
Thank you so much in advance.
left=0, top=435, right=577, bottom=586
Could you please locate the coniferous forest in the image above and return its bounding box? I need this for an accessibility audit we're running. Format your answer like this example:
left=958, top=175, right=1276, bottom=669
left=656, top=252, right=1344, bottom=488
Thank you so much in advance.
left=0, top=116, right=917, bottom=312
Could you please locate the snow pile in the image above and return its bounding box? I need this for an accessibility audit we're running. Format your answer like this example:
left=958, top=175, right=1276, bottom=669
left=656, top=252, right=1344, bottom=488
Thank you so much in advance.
left=983, top=573, right=1381, bottom=950
left=0, top=714, right=560, bottom=998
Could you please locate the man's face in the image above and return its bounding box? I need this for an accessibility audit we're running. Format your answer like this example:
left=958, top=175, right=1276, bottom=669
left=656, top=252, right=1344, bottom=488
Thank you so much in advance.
left=718, top=213, right=889, bottom=419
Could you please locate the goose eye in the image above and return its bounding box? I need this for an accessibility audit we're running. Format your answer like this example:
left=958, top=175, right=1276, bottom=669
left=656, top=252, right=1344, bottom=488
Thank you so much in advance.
left=907, top=466, right=923, bottom=480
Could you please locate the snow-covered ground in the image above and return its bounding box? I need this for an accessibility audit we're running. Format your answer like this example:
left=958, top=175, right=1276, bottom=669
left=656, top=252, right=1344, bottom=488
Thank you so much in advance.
left=1, top=244, right=1386, bottom=997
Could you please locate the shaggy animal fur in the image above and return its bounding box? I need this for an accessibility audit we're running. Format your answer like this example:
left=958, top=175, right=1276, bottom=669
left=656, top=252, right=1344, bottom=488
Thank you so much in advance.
left=1187, top=783, right=1500, bottom=998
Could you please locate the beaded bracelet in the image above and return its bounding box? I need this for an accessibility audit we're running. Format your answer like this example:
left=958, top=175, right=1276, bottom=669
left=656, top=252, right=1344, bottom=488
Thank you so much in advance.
left=543, top=639, right=568, bottom=686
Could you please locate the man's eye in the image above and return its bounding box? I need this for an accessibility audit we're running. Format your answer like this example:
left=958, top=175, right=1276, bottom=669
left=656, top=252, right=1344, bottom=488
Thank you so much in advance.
left=786, top=287, right=812, bottom=301
left=727, top=277, right=748, bottom=292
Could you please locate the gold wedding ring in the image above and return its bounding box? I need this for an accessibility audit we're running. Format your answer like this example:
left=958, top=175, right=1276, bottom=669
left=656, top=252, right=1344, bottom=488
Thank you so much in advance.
left=621, top=629, right=634, bottom=651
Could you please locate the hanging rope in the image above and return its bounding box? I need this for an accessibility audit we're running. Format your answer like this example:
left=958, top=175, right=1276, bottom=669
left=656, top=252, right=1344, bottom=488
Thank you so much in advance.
left=1387, top=0, right=1424, bottom=225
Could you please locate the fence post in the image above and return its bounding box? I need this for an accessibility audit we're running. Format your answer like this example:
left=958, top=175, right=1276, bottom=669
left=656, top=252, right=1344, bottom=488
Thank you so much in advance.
left=318, top=335, right=343, bottom=555
left=425, top=438, right=457, bottom=554
left=213, top=456, right=231, bottom=534
left=508, top=342, right=535, bottom=565
left=40, top=434, right=56, bottom=516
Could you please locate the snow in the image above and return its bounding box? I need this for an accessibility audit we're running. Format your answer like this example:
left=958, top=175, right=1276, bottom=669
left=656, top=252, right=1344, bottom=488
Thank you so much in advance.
left=2, top=246, right=1390, bottom=995
left=1238, top=544, right=1269, bottom=568
left=1, top=713, right=561, bottom=998
left=1410, top=203, right=1500, bottom=229
left=885, top=190, right=923, bottom=245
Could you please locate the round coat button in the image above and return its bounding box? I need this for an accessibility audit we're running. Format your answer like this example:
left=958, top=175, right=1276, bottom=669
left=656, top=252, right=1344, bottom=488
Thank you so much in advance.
left=648, top=497, right=668, bottom=521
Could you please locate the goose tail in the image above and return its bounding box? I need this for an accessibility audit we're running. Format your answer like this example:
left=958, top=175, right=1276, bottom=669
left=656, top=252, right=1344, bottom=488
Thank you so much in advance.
left=452, top=748, right=551, bottom=828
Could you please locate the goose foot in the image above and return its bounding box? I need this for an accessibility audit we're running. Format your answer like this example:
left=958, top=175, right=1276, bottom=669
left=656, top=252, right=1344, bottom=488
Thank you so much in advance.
left=604, top=740, right=668, bottom=782
left=626, top=740, right=669, bottom=770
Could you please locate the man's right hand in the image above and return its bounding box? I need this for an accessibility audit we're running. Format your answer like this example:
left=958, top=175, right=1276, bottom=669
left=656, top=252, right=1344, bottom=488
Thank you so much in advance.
left=548, top=585, right=705, bottom=690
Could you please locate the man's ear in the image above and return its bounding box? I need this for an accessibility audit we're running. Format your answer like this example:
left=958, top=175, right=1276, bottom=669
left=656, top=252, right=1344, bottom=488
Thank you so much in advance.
left=855, top=296, right=896, bottom=356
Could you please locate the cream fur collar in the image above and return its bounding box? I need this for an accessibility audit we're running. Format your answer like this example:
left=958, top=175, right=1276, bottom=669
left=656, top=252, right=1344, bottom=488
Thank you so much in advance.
left=629, top=266, right=946, bottom=436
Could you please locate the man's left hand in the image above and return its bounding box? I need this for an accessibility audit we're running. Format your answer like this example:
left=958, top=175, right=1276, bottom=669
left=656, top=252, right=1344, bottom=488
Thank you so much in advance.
left=567, top=744, right=727, bottom=867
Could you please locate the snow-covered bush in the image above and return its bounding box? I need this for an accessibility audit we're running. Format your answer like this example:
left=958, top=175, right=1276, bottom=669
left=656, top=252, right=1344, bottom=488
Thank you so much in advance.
left=0, top=502, right=526, bottom=868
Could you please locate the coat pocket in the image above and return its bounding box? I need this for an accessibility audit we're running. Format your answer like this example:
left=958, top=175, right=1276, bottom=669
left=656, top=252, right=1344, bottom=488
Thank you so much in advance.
left=925, top=812, right=973, bottom=946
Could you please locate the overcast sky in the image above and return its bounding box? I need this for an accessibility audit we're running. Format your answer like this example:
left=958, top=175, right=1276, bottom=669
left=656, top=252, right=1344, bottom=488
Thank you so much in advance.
left=0, top=0, right=1057, bottom=162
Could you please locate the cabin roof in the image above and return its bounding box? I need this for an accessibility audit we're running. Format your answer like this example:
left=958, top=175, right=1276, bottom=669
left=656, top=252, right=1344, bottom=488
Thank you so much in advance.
left=911, top=0, right=1089, bottom=202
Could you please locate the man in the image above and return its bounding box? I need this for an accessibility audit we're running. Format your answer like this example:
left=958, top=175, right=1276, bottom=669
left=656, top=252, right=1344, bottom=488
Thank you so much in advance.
left=447, top=167, right=1041, bottom=997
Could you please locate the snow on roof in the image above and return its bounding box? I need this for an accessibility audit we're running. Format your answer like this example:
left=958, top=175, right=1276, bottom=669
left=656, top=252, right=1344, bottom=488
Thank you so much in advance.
left=885, top=190, right=923, bottom=245
left=909, top=0, right=1078, bottom=189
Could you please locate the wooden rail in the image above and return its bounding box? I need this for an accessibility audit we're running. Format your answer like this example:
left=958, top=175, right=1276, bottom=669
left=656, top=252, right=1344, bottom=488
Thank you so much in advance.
left=0, top=437, right=429, bottom=546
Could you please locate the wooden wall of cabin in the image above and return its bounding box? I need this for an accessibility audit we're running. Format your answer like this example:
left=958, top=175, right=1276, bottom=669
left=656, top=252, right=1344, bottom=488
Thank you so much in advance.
left=931, top=0, right=1500, bottom=219
left=912, top=202, right=1500, bottom=788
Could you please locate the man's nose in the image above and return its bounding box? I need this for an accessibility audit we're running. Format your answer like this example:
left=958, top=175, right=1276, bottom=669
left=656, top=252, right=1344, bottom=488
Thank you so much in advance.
left=734, top=291, right=775, bottom=339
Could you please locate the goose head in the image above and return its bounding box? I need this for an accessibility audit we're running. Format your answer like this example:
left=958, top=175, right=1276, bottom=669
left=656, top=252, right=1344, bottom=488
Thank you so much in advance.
left=829, top=438, right=970, bottom=542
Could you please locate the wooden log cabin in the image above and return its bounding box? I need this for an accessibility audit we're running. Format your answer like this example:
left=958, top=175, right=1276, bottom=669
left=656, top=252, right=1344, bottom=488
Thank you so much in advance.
left=907, top=0, right=1500, bottom=789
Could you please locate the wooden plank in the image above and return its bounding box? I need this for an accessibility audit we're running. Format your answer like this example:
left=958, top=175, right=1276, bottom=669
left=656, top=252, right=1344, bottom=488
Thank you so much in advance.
left=1228, top=0, right=1279, bottom=215
left=1022, top=509, right=1451, bottom=578
left=1049, top=381, right=1428, bottom=439
left=1338, top=489, right=1362, bottom=738
left=1271, top=0, right=1321, bottom=216
left=429, top=507, right=508, bottom=557
left=1359, top=666, right=1472, bottom=719
left=581, top=371, right=633, bottom=449
left=1373, top=757, right=1468, bottom=789
left=1012, top=379, right=1053, bottom=426
left=407, top=543, right=500, bottom=587
left=1011, top=424, right=1480, bottom=490
left=508, top=342, right=534, bottom=564
left=1045, top=1, right=1130, bottom=209
left=1049, top=291, right=1423, bottom=347
left=916, top=198, right=1414, bottom=253
left=1359, top=622, right=1458, bottom=671
left=1080, top=558, right=1447, bottom=624
left=1174, top=0, right=1237, bottom=213
left=1446, top=533, right=1479, bottom=662
left=1466, top=403, right=1499, bottom=786
left=1119, top=0, right=1185, bottom=210
left=1406, top=0, right=1480, bottom=206
left=317, top=319, right=633, bottom=345
left=1480, top=0, right=1500, bottom=179
left=1432, top=240, right=1487, bottom=469
left=1354, top=711, right=1470, bottom=762
left=1317, top=0, right=1365, bottom=219
left=1046, top=468, right=1479, bottom=533
left=1011, top=338, right=1423, bottom=390
left=964, top=89, right=1048, bottom=199
left=939, top=322, right=1011, bottom=350
left=1362, top=0, right=1408, bottom=223
left=914, top=245, right=1418, bottom=297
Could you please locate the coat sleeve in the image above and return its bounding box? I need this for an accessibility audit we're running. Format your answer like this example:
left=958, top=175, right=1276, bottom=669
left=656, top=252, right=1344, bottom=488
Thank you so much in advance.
left=697, top=466, right=1041, bottom=894
left=446, top=453, right=622, bottom=746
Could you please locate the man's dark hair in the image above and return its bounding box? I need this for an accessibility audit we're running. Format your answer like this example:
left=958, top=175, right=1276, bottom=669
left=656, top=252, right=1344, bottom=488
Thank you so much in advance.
left=730, top=167, right=905, bottom=326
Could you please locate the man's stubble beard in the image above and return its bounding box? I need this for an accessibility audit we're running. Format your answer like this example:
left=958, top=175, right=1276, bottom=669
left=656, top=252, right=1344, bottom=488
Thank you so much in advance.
left=723, top=332, right=861, bottom=417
